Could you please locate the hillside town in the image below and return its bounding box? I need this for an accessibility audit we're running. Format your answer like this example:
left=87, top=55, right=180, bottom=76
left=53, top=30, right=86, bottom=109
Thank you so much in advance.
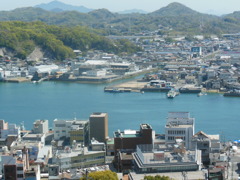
left=2, top=0, right=240, bottom=179
left=0, top=112, right=239, bottom=179
left=1, top=33, right=240, bottom=97
left=1, top=31, right=240, bottom=180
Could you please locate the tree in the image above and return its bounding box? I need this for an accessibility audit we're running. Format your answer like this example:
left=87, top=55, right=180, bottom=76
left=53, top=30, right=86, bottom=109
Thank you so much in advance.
left=80, top=170, right=118, bottom=180
left=144, top=175, right=170, bottom=180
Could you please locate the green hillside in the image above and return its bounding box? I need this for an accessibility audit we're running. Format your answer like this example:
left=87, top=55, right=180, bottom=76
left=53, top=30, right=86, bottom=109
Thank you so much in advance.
left=0, top=21, right=141, bottom=60
left=1, top=3, right=240, bottom=35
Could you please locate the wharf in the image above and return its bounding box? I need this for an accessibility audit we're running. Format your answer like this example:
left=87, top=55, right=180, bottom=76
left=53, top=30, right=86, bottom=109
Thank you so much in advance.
left=104, top=79, right=147, bottom=92
left=141, top=87, right=171, bottom=92
left=104, top=79, right=171, bottom=93
left=1, top=77, right=31, bottom=83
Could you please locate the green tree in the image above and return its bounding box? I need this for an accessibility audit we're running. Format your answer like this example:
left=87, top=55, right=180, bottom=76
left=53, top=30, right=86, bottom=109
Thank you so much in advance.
left=144, top=175, right=170, bottom=180
left=80, top=170, right=118, bottom=180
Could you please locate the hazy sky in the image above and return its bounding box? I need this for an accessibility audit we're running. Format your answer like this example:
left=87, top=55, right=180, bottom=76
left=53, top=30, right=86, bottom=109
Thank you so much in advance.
left=1, top=0, right=240, bottom=15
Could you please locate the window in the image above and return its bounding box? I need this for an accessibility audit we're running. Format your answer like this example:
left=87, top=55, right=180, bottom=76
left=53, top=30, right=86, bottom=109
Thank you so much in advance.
left=55, top=124, right=65, bottom=127
left=17, top=174, right=24, bottom=178
left=17, top=167, right=23, bottom=170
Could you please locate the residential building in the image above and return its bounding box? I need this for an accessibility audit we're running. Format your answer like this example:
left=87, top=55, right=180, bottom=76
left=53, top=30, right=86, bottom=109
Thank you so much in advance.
left=165, top=112, right=195, bottom=150
left=69, top=121, right=90, bottom=146
left=10, top=141, right=43, bottom=161
left=89, top=113, right=108, bottom=143
left=0, top=120, right=8, bottom=131
left=1, top=147, right=29, bottom=180
left=192, top=131, right=221, bottom=165
left=22, top=133, right=46, bottom=145
left=32, top=120, right=48, bottom=134
left=0, top=120, right=17, bottom=148
left=53, top=119, right=90, bottom=146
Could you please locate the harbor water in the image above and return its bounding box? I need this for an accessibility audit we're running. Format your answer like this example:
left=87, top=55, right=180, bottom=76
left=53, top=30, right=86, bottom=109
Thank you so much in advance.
left=0, top=81, right=239, bottom=141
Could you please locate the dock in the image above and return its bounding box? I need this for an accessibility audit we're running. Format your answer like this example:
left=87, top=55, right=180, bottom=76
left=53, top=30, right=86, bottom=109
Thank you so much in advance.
left=1, top=77, right=31, bottom=83
left=104, top=79, right=147, bottom=92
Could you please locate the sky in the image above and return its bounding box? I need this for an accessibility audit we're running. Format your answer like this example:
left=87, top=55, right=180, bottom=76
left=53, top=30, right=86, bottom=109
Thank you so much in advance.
left=1, top=0, right=240, bottom=15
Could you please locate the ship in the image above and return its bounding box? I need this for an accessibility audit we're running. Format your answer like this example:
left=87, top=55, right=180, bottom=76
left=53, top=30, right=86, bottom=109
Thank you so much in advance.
left=223, top=90, right=240, bottom=97
left=179, top=87, right=202, bottom=93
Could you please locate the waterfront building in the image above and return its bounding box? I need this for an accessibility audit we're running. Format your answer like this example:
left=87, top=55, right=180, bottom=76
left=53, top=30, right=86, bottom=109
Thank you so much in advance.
left=28, top=64, right=59, bottom=75
left=89, top=113, right=108, bottom=143
left=86, top=69, right=107, bottom=77
left=53, top=119, right=90, bottom=146
left=32, top=119, right=49, bottom=134
left=165, top=112, right=195, bottom=150
left=132, top=144, right=201, bottom=173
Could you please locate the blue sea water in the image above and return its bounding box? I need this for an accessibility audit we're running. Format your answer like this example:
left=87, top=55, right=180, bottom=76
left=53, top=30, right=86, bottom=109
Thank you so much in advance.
left=0, top=81, right=239, bottom=141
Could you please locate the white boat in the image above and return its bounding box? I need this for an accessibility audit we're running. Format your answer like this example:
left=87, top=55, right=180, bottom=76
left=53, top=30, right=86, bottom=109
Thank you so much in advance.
left=167, top=90, right=177, bottom=98
left=197, top=92, right=203, bottom=97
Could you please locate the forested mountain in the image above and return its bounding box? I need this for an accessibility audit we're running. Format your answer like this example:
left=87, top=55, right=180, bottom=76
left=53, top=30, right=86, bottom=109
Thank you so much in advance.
left=1, top=2, right=240, bottom=60
left=150, top=2, right=199, bottom=16
left=0, top=21, right=141, bottom=60
left=35, top=0, right=93, bottom=13
left=1, top=2, right=240, bottom=35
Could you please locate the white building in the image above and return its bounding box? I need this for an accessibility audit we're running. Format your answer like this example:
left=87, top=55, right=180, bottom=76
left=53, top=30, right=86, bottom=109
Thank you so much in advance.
left=53, top=119, right=73, bottom=140
left=28, top=64, right=59, bottom=75
left=51, top=144, right=105, bottom=171
left=53, top=119, right=89, bottom=146
left=32, top=119, right=49, bottom=134
left=0, top=70, right=11, bottom=79
left=165, top=112, right=195, bottom=150
left=0, top=123, right=20, bottom=139
left=86, top=69, right=107, bottom=77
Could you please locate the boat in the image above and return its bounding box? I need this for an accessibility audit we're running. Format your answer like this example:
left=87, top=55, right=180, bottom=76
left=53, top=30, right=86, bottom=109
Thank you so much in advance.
left=104, top=87, right=131, bottom=93
left=223, top=90, right=240, bottom=97
left=167, top=89, right=178, bottom=98
left=197, top=92, right=203, bottom=97
left=179, top=87, right=202, bottom=93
